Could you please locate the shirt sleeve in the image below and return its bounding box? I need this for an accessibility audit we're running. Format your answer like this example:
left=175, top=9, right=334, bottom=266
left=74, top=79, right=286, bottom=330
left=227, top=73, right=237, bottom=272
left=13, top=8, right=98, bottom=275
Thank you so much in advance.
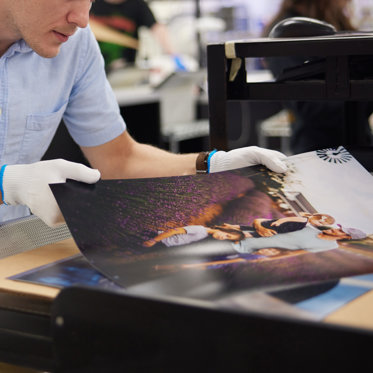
left=239, top=225, right=255, bottom=232
left=273, top=221, right=308, bottom=234
left=162, top=225, right=208, bottom=247
left=63, top=27, right=126, bottom=147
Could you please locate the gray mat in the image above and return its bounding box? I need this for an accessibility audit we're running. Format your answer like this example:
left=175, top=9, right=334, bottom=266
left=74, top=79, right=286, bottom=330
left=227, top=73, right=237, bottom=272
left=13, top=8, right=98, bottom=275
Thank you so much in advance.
left=0, top=216, right=72, bottom=259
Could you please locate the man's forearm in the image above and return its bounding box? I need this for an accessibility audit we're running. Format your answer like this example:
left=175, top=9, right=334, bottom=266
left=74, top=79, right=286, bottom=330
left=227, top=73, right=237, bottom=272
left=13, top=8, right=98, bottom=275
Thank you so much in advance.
left=154, top=227, right=187, bottom=242
left=151, top=23, right=175, bottom=55
left=82, top=131, right=198, bottom=179
left=116, top=142, right=198, bottom=179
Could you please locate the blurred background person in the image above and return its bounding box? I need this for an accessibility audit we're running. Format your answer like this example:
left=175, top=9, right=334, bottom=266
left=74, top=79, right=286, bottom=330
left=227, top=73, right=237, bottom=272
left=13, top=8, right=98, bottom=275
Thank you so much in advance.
left=90, top=0, right=186, bottom=72
left=262, top=0, right=373, bottom=154
left=263, top=0, right=355, bottom=34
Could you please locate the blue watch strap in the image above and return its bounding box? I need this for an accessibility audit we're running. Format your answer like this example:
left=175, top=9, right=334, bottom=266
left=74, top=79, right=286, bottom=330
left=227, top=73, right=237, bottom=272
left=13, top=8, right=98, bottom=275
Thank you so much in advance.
left=0, top=164, right=8, bottom=205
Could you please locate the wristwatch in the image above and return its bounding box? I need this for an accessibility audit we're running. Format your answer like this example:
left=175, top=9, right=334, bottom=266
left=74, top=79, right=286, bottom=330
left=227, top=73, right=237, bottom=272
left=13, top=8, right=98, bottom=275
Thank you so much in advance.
left=195, top=151, right=210, bottom=174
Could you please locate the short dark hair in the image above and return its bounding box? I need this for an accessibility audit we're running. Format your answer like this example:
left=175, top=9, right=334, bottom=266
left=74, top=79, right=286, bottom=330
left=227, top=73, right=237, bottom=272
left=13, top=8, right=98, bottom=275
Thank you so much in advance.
left=212, top=225, right=246, bottom=241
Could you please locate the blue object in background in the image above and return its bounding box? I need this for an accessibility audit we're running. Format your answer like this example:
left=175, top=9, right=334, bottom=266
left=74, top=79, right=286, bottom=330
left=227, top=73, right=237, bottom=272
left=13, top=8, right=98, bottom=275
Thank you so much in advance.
left=173, top=55, right=187, bottom=71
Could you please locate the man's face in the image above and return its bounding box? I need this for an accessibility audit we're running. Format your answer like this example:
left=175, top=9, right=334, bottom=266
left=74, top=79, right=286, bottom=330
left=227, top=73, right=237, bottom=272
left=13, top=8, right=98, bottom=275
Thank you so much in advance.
left=4, top=0, right=93, bottom=58
left=322, top=228, right=351, bottom=240
left=212, top=230, right=241, bottom=242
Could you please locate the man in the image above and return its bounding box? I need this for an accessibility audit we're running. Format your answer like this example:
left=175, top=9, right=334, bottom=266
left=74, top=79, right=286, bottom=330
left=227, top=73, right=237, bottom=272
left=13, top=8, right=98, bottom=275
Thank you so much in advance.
left=0, top=0, right=286, bottom=228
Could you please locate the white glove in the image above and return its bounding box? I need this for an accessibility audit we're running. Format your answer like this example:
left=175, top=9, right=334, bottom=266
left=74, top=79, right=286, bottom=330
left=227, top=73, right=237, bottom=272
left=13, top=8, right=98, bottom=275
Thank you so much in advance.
left=209, top=146, right=287, bottom=173
left=0, top=159, right=100, bottom=228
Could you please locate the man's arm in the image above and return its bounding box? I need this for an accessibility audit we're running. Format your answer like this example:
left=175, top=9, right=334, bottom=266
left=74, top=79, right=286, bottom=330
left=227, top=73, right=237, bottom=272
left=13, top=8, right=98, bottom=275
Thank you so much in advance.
left=270, top=216, right=308, bottom=226
left=81, top=131, right=197, bottom=179
left=252, top=219, right=277, bottom=237
left=150, top=23, right=175, bottom=56
left=143, top=227, right=187, bottom=247
left=82, top=131, right=288, bottom=179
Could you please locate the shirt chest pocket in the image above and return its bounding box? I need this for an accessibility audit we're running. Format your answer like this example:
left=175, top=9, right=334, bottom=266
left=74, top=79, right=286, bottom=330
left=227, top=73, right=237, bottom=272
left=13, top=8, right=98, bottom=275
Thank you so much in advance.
left=18, top=102, right=68, bottom=164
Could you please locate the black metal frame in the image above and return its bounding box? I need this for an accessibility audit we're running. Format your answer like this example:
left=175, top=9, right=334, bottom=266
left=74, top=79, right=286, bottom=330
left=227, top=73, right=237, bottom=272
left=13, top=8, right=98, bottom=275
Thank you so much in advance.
left=0, top=308, right=54, bottom=371
left=3, top=281, right=373, bottom=372
left=207, top=34, right=373, bottom=151
left=50, top=286, right=373, bottom=372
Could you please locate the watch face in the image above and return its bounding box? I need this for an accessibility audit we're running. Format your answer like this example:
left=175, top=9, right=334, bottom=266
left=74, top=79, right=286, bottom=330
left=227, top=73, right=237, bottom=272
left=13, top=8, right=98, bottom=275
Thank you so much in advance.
left=316, top=146, right=352, bottom=164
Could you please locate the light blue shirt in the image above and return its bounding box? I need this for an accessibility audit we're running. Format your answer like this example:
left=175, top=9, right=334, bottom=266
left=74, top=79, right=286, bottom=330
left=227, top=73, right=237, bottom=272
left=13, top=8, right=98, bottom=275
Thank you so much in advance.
left=0, top=26, right=126, bottom=223
left=232, top=226, right=338, bottom=254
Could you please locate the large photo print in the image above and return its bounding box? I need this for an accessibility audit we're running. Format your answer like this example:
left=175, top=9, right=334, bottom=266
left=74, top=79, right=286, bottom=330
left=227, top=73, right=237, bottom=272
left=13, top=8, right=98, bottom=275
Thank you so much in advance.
left=51, top=147, right=373, bottom=317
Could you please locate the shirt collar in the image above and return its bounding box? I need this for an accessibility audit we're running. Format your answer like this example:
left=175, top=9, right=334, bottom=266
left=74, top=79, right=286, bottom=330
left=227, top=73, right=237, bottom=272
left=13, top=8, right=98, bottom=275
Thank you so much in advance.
left=3, top=39, right=33, bottom=58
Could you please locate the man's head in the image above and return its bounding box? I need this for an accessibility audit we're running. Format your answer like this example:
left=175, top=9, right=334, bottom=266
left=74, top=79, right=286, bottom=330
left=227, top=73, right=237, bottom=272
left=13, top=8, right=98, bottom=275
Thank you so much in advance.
left=321, top=225, right=366, bottom=241
left=337, top=225, right=367, bottom=240
left=0, top=0, right=93, bottom=58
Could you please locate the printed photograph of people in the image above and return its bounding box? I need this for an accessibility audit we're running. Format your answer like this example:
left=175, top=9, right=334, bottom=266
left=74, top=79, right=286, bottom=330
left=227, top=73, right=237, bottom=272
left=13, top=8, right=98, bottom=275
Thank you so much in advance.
left=51, top=147, right=373, bottom=310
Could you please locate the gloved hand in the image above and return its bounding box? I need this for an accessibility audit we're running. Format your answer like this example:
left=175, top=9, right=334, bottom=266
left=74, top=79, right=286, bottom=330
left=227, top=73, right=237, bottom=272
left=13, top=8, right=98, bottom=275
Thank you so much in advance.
left=209, top=146, right=287, bottom=173
left=0, top=159, right=100, bottom=228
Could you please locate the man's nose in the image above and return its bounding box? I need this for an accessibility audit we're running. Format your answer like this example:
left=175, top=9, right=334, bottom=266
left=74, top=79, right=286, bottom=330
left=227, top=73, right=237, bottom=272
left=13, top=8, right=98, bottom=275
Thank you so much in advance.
left=66, top=1, right=92, bottom=28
